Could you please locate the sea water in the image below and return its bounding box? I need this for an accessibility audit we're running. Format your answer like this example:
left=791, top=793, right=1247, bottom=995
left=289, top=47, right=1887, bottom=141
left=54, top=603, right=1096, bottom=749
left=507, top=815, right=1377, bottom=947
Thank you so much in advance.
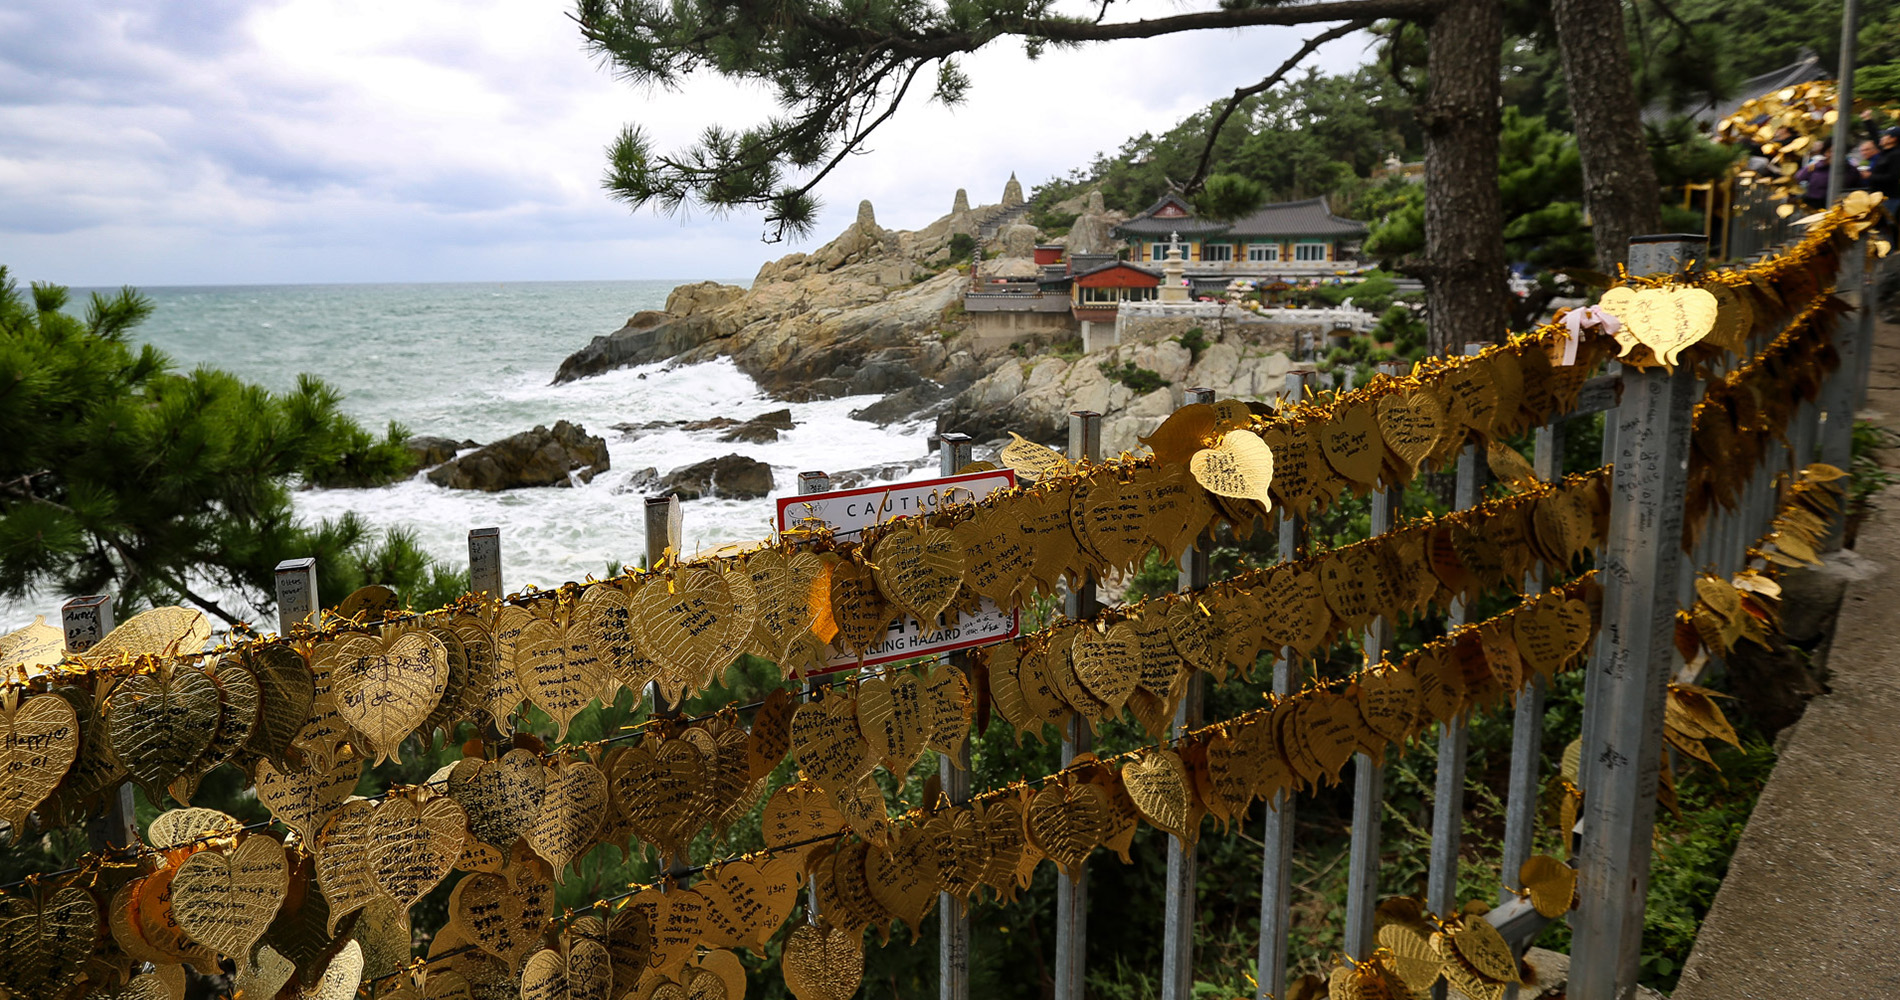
left=3, top=280, right=937, bottom=629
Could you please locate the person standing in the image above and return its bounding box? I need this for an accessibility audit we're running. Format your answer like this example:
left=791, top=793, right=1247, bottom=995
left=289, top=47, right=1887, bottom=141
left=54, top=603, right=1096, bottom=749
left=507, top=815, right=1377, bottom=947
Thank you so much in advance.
left=1864, top=130, right=1900, bottom=199
left=1796, top=139, right=1834, bottom=208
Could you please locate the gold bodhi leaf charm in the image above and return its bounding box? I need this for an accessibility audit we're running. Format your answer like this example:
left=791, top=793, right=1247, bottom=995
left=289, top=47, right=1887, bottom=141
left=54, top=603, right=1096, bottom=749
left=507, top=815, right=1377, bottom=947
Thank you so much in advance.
left=1518, top=855, right=1577, bottom=918
left=171, top=834, right=289, bottom=974
left=0, top=689, right=79, bottom=833
left=1189, top=430, right=1275, bottom=507
left=328, top=629, right=447, bottom=764
left=105, top=662, right=222, bottom=801
left=781, top=920, right=864, bottom=1000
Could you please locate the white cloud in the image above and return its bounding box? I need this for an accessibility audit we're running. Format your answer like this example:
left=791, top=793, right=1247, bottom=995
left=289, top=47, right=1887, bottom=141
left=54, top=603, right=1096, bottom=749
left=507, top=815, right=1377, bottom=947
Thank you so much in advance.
left=0, top=0, right=1372, bottom=286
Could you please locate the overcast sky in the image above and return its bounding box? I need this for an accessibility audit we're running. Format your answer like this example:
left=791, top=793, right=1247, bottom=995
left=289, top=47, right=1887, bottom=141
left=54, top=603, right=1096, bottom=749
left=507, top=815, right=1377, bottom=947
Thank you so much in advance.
left=0, top=1, right=1373, bottom=288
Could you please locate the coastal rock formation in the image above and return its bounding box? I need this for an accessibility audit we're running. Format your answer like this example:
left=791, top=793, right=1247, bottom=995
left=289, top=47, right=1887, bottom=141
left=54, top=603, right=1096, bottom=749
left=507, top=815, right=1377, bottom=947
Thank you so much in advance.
left=547, top=178, right=1277, bottom=448
left=938, top=332, right=1295, bottom=455
left=657, top=454, right=775, bottom=499
left=1066, top=190, right=1121, bottom=255
left=718, top=408, right=795, bottom=443
left=425, top=420, right=610, bottom=491
left=403, top=435, right=472, bottom=469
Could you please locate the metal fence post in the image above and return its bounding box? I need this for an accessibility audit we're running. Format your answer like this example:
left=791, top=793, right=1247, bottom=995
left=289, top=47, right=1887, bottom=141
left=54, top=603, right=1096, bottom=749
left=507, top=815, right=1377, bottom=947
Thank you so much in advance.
left=1056, top=410, right=1101, bottom=1000
left=1501, top=418, right=1566, bottom=903
left=274, top=557, right=319, bottom=635
left=69, top=596, right=135, bottom=850
left=1258, top=370, right=1315, bottom=1000
left=937, top=435, right=975, bottom=1000
left=1571, top=238, right=1702, bottom=999
left=1344, top=364, right=1403, bottom=960
left=1821, top=238, right=1869, bottom=549
left=1162, top=389, right=1215, bottom=1000
left=1426, top=346, right=1490, bottom=942
left=795, top=471, right=830, bottom=921
left=468, top=527, right=502, bottom=600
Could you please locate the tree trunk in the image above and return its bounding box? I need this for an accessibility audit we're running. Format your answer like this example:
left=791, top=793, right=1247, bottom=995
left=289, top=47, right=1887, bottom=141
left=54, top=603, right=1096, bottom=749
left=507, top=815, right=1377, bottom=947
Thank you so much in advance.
left=1553, top=0, right=1664, bottom=272
left=1421, top=0, right=1509, bottom=356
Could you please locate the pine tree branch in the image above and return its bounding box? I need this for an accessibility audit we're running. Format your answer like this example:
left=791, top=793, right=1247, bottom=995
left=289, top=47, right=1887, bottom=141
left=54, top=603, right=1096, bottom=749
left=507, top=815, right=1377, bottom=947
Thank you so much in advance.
left=1182, top=19, right=1372, bottom=196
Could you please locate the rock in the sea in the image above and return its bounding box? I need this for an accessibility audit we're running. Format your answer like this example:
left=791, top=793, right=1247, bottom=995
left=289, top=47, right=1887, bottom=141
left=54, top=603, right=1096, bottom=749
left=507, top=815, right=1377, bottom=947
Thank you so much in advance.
left=404, top=435, right=468, bottom=469
left=851, top=384, right=949, bottom=425
left=614, top=467, right=662, bottom=493
left=552, top=311, right=735, bottom=384
left=426, top=420, right=610, bottom=491
left=717, top=409, right=795, bottom=443
left=656, top=454, right=775, bottom=500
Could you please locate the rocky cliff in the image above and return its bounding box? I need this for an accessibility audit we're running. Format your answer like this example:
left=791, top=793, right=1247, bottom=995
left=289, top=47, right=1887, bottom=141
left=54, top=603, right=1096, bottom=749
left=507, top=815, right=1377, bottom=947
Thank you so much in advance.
left=554, top=194, right=997, bottom=404
left=553, top=180, right=1298, bottom=451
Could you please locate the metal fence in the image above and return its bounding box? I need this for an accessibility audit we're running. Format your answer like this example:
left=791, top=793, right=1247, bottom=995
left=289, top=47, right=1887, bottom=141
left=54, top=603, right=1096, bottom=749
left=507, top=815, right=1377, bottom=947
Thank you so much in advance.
left=31, top=223, right=1875, bottom=1000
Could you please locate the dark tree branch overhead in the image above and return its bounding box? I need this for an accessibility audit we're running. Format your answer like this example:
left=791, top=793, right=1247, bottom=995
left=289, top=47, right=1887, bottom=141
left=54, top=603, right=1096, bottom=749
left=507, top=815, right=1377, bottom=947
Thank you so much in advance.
left=575, top=0, right=1444, bottom=240
left=1182, top=19, right=1373, bottom=197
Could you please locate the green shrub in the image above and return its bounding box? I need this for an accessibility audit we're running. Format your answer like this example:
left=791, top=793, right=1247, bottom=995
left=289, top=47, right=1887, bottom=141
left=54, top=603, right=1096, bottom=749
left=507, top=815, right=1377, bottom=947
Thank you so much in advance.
left=1100, top=360, right=1169, bottom=394
left=1175, top=326, right=1208, bottom=362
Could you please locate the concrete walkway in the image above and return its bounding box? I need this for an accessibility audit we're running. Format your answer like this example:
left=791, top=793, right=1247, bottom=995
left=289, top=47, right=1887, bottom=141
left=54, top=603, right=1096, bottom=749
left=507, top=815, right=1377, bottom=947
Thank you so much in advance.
left=1671, top=315, right=1900, bottom=997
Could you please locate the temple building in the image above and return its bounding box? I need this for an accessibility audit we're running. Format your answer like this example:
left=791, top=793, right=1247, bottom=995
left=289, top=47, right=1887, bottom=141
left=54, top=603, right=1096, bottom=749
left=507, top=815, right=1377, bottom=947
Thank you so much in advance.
left=1111, top=194, right=1368, bottom=275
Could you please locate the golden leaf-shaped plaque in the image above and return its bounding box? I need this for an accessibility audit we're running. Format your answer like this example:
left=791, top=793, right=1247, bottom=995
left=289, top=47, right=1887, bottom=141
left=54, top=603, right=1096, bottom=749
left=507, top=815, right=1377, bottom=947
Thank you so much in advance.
left=690, top=948, right=747, bottom=1000
left=1518, top=854, right=1576, bottom=918
left=611, top=738, right=709, bottom=864
left=629, top=883, right=709, bottom=978
left=1189, top=430, right=1275, bottom=506
left=1139, top=404, right=1220, bottom=467
left=149, top=805, right=242, bottom=852
left=449, top=868, right=553, bottom=971
left=1377, top=387, right=1446, bottom=473
left=314, top=798, right=380, bottom=934
left=781, top=921, right=864, bottom=1000
left=0, top=885, right=99, bottom=997
left=871, top=524, right=966, bottom=626
left=1025, top=781, right=1109, bottom=875
left=953, top=507, right=1033, bottom=607
left=87, top=606, right=210, bottom=663
left=172, top=834, right=288, bottom=973
left=0, top=617, right=62, bottom=673
left=998, top=432, right=1073, bottom=482
left=1121, top=749, right=1194, bottom=847
left=1071, top=622, right=1139, bottom=717
left=697, top=856, right=801, bottom=950
left=369, top=795, right=467, bottom=908
left=856, top=672, right=926, bottom=775
left=169, top=658, right=262, bottom=805
left=0, top=689, right=78, bottom=832
left=329, top=628, right=447, bottom=764
left=1319, top=401, right=1385, bottom=490
left=1620, top=286, right=1720, bottom=368
left=256, top=752, right=361, bottom=848
left=1448, top=916, right=1520, bottom=984
left=527, top=759, right=607, bottom=875
left=760, top=781, right=846, bottom=870
left=245, top=643, right=317, bottom=770
left=302, top=939, right=364, bottom=1000
left=1356, top=668, right=1420, bottom=746
left=918, top=661, right=970, bottom=760
left=105, top=662, right=221, bottom=801
left=864, top=827, right=937, bottom=934
left=1376, top=922, right=1442, bottom=994
left=449, top=748, right=546, bottom=850
left=512, top=617, right=604, bottom=741
left=790, top=693, right=874, bottom=796
left=824, top=556, right=897, bottom=658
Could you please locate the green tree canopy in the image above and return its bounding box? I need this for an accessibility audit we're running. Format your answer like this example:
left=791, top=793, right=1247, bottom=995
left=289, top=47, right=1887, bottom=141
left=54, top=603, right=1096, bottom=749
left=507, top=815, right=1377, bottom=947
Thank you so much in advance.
left=0, top=269, right=460, bottom=627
